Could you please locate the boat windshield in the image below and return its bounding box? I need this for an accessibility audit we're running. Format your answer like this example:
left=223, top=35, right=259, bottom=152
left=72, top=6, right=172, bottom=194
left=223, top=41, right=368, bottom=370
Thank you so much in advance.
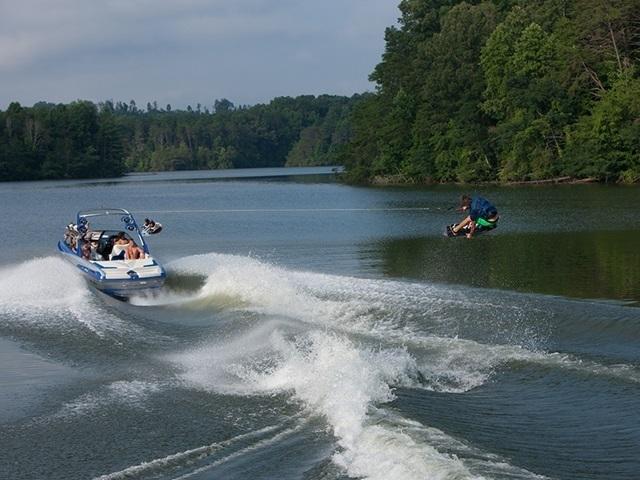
left=76, top=209, right=148, bottom=254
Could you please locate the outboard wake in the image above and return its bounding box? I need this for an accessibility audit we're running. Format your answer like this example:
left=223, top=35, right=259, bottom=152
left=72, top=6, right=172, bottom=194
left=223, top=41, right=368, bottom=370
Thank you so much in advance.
left=154, top=253, right=640, bottom=479
left=3, top=252, right=639, bottom=480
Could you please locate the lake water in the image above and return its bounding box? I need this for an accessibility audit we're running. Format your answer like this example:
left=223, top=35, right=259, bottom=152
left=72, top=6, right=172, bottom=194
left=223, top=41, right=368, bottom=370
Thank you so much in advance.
left=1, top=167, right=639, bottom=480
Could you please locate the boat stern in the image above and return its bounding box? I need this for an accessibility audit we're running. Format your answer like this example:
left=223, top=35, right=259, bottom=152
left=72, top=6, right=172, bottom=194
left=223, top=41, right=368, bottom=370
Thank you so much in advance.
left=90, top=257, right=166, bottom=296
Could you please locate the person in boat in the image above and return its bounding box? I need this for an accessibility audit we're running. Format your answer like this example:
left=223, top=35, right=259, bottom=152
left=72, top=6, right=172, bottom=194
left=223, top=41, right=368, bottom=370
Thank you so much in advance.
left=126, top=240, right=145, bottom=260
left=88, top=240, right=100, bottom=260
left=82, top=238, right=101, bottom=261
left=110, top=232, right=131, bottom=260
left=64, top=223, right=78, bottom=249
left=81, top=241, right=91, bottom=260
left=451, top=194, right=499, bottom=238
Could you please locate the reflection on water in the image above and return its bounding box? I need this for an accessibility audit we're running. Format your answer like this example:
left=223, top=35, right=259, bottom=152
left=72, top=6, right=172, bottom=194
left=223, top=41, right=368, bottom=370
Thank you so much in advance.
left=42, top=166, right=342, bottom=189
left=373, top=230, right=640, bottom=303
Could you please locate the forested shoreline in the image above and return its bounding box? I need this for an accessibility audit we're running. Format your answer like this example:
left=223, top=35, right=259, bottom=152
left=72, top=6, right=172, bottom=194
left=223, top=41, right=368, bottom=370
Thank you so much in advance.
left=342, top=0, right=640, bottom=184
left=2, top=0, right=639, bottom=184
left=0, top=96, right=358, bottom=181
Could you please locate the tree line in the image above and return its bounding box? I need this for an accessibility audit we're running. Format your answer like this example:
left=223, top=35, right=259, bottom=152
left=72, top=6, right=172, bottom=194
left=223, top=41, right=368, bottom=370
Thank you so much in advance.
left=341, top=0, right=640, bottom=183
left=0, top=95, right=359, bottom=181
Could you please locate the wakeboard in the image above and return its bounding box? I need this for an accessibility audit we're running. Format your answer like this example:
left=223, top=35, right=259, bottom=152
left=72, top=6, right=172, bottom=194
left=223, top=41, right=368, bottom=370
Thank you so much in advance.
left=445, top=223, right=495, bottom=238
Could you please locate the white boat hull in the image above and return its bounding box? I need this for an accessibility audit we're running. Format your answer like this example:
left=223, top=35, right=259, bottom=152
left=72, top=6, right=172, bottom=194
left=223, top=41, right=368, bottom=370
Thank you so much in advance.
left=58, top=241, right=166, bottom=297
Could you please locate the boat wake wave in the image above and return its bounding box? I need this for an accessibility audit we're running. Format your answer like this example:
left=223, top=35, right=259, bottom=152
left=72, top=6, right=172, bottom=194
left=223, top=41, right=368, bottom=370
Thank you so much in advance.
left=94, top=423, right=294, bottom=480
left=170, top=325, right=549, bottom=480
left=158, top=253, right=640, bottom=388
left=4, top=252, right=638, bottom=480
left=4, top=253, right=637, bottom=388
left=0, top=257, right=164, bottom=352
left=157, top=253, right=637, bottom=479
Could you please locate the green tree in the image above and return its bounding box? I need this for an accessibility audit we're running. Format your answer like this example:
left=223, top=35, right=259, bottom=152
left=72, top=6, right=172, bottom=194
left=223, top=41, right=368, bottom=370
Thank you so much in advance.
left=411, top=1, right=498, bottom=182
left=565, top=76, right=640, bottom=182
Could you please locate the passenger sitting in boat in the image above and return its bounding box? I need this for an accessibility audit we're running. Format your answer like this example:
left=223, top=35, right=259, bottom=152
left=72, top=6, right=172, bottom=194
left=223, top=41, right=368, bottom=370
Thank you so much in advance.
left=90, top=240, right=101, bottom=260
left=109, top=232, right=131, bottom=260
left=126, top=240, right=145, bottom=260
left=81, top=241, right=91, bottom=260
left=64, top=223, right=78, bottom=249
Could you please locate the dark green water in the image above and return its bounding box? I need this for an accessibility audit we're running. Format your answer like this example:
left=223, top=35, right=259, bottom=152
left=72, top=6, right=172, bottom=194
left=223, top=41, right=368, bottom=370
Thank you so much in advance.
left=0, top=168, right=639, bottom=480
left=377, top=230, right=640, bottom=303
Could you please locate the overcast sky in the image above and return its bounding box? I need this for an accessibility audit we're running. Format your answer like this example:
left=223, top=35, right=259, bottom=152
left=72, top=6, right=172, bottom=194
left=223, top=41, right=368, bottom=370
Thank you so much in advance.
left=0, top=0, right=399, bottom=109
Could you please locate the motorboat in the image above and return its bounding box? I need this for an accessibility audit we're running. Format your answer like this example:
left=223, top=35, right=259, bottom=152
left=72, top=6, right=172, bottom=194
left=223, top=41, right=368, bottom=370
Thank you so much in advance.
left=58, top=208, right=166, bottom=298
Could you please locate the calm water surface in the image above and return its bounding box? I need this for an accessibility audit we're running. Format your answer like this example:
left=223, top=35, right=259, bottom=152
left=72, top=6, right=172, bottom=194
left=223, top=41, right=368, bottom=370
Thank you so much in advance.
left=1, top=167, right=639, bottom=480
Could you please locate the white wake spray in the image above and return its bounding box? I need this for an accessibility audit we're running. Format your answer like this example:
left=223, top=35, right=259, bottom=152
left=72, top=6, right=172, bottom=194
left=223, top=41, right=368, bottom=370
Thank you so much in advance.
left=0, top=256, right=147, bottom=339
left=164, top=253, right=637, bottom=478
left=165, top=253, right=640, bottom=390
left=171, top=328, right=486, bottom=480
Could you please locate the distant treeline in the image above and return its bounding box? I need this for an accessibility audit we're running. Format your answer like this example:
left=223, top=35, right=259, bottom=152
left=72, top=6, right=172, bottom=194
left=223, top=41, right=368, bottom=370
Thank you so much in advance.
left=342, top=0, right=640, bottom=184
left=0, top=95, right=358, bottom=181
